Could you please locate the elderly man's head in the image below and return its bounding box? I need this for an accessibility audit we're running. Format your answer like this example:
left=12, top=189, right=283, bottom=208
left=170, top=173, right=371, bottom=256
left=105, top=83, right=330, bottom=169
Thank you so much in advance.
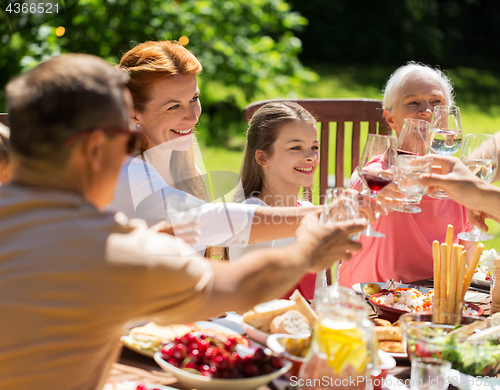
left=382, top=62, right=454, bottom=136
left=6, top=54, right=133, bottom=162
left=5, top=54, right=139, bottom=207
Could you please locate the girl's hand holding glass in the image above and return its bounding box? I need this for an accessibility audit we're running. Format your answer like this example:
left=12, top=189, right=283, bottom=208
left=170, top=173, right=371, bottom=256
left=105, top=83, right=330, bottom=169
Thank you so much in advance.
left=315, top=187, right=360, bottom=309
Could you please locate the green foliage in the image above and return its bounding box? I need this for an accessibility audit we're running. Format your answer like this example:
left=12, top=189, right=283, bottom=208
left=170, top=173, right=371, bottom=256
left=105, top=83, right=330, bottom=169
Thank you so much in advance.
left=0, top=0, right=317, bottom=145
left=288, top=0, right=499, bottom=70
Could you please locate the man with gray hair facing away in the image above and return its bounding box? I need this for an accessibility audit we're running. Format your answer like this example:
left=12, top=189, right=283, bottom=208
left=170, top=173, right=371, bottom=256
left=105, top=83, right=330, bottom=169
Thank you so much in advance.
left=0, top=53, right=366, bottom=390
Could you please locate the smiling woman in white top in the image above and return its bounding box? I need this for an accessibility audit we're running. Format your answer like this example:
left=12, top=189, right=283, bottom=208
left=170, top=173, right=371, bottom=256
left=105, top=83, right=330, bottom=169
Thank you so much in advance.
left=109, top=41, right=322, bottom=256
left=229, top=102, right=319, bottom=299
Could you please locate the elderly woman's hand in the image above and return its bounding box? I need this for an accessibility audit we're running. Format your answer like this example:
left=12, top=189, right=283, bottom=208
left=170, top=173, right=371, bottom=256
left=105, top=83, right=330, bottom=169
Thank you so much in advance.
left=375, top=181, right=406, bottom=210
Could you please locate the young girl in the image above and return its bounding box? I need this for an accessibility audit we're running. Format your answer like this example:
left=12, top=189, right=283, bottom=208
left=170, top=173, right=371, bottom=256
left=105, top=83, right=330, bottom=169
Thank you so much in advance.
left=229, top=102, right=319, bottom=299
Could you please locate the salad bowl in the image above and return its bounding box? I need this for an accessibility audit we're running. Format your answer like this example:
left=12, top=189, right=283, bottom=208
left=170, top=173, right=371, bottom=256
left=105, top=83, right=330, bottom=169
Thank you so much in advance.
left=400, top=313, right=500, bottom=377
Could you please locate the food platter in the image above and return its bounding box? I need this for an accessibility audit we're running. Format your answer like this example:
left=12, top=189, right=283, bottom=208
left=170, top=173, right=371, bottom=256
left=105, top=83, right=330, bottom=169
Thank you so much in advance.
left=353, top=282, right=488, bottom=303
left=369, top=291, right=483, bottom=323
left=121, top=321, right=243, bottom=358
left=471, top=271, right=491, bottom=289
left=352, top=282, right=431, bottom=295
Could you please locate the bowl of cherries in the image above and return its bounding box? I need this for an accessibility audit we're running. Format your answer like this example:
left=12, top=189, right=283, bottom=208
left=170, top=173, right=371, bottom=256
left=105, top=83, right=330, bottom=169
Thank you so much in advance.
left=154, top=332, right=292, bottom=390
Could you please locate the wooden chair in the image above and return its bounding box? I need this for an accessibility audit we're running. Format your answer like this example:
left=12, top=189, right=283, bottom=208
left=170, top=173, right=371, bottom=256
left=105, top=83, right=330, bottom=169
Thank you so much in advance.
left=0, top=113, right=8, bottom=127
left=243, top=98, right=392, bottom=202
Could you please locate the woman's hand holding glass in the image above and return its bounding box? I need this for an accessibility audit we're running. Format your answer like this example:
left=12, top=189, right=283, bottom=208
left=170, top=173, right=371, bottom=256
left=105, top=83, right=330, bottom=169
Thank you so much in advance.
left=457, top=133, right=497, bottom=241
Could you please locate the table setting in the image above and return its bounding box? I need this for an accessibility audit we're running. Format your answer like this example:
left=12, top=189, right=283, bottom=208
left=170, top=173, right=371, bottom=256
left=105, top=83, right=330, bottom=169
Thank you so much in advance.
left=106, top=273, right=496, bottom=390
left=106, top=104, right=500, bottom=390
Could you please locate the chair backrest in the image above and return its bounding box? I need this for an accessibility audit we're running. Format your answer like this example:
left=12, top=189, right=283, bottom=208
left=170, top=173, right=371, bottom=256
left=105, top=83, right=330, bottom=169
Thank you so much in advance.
left=243, top=98, right=392, bottom=202
left=0, top=113, right=8, bottom=127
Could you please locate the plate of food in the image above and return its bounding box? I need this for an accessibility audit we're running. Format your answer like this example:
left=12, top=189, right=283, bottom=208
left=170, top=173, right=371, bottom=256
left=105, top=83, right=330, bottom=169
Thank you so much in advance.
left=355, top=281, right=488, bottom=303
left=241, top=290, right=317, bottom=344
left=121, top=321, right=247, bottom=358
left=352, top=280, right=431, bottom=296
left=471, top=270, right=491, bottom=289
left=371, top=318, right=407, bottom=360
left=369, top=288, right=483, bottom=323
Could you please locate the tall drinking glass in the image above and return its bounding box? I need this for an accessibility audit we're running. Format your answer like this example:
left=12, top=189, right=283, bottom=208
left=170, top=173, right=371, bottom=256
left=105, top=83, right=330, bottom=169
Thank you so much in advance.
left=357, top=134, right=397, bottom=238
left=457, top=133, right=497, bottom=241
left=427, top=105, right=463, bottom=199
left=392, top=118, right=430, bottom=213
left=397, top=155, right=433, bottom=211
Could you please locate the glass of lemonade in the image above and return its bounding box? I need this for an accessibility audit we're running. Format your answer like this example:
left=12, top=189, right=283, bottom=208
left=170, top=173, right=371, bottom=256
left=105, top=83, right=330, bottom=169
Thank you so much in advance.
left=299, top=286, right=378, bottom=390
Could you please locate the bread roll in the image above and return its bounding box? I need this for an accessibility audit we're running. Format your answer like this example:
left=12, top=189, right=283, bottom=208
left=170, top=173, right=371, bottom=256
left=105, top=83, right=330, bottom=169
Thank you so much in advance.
left=289, top=289, right=318, bottom=326
left=371, top=318, right=392, bottom=327
left=270, top=310, right=311, bottom=335
left=375, top=326, right=402, bottom=341
left=379, top=341, right=404, bottom=353
left=242, top=299, right=296, bottom=333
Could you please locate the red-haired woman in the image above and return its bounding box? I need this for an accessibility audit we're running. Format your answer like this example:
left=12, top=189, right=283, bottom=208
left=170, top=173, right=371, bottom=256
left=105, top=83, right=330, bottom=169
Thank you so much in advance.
left=109, top=41, right=341, bottom=257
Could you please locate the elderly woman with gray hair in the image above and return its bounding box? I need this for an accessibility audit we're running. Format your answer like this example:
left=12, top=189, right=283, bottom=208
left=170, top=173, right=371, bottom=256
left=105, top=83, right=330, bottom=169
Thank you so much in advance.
left=339, top=62, right=474, bottom=287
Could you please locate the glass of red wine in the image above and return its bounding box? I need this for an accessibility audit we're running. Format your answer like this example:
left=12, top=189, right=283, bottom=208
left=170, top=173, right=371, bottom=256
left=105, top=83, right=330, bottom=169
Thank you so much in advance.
left=392, top=118, right=430, bottom=213
left=357, top=134, right=397, bottom=238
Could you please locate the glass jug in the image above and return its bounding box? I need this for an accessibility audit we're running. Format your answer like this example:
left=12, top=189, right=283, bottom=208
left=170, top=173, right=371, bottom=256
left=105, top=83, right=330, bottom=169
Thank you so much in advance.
left=298, top=286, right=379, bottom=390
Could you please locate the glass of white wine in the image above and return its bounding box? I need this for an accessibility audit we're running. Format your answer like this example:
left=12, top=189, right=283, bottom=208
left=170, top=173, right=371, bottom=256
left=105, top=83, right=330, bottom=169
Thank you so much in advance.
left=457, top=133, right=497, bottom=241
left=427, top=105, right=463, bottom=199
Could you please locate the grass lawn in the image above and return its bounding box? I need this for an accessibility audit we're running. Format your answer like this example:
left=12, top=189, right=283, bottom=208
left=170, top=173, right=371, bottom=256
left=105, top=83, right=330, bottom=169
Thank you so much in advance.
left=200, top=65, right=500, bottom=252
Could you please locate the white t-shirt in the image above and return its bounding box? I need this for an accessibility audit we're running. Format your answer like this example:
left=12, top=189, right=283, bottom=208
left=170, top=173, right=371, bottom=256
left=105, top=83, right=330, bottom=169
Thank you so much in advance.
left=229, top=197, right=314, bottom=261
left=109, top=156, right=258, bottom=252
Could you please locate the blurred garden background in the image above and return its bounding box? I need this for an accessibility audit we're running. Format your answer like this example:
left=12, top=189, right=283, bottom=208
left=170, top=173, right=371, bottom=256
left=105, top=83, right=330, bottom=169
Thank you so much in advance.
left=2, top=0, right=500, bottom=249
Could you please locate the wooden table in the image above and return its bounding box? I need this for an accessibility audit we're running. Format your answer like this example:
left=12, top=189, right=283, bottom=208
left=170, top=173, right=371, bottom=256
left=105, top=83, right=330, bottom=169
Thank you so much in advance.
left=108, top=280, right=492, bottom=389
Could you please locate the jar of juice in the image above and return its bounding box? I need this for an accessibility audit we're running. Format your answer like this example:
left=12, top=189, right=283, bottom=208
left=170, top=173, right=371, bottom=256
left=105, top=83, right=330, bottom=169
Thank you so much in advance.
left=298, top=286, right=379, bottom=390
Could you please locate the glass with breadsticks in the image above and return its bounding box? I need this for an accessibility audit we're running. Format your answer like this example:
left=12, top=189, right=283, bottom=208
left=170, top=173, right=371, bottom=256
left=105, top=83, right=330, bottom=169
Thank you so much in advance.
left=432, top=224, right=484, bottom=325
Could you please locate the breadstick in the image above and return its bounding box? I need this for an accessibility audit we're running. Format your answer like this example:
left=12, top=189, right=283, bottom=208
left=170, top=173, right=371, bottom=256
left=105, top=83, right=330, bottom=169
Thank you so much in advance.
left=462, top=243, right=485, bottom=299
left=433, top=240, right=441, bottom=302
left=448, top=245, right=459, bottom=318
left=455, top=251, right=467, bottom=313
left=445, top=225, right=454, bottom=252
left=439, top=243, right=450, bottom=324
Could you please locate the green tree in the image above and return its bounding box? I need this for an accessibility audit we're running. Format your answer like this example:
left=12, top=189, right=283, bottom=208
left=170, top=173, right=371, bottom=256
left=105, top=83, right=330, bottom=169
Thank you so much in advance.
left=0, top=0, right=317, bottom=145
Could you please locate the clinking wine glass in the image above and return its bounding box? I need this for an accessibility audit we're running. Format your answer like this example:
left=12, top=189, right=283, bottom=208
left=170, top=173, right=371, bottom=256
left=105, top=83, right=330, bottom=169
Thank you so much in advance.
left=427, top=105, right=463, bottom=199
left=391, top=118, right=430, bottom=213
left=315, top=188, right=360, bottom=310
left=397, top=155, right=433, bottom=211
left=357, top=134, right=397, bottom=238
left=457, top=133, right=497, bottom=241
